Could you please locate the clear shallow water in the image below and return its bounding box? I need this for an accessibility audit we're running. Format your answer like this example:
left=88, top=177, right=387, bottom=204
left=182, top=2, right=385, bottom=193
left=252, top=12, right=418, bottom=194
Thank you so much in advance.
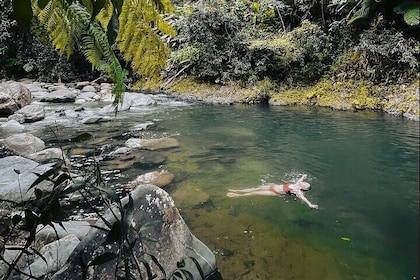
left=12, top=98, right=419, bottom=279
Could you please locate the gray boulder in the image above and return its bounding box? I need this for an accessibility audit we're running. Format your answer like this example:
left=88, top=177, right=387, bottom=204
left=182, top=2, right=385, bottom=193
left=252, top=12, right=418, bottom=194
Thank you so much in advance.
left=0, top=81, right=32, bottom=117
left=99, top=92, right=157, bottom=114
left=52, top=184, right=217, bottom=279
left=36, top=221, right=92, bottom=243
left=0, top=119, right=25, bottom=133
left=25, top=234, right=80, bottom=278
left=28, top=147, right=65, bottom=162
left=39, top=89, right=76, bottom=103
left=0, top=156, right=54, bottom=203
left=15, top=103, right=45, bottom=122
left=3, top=133, right=45, bottom=156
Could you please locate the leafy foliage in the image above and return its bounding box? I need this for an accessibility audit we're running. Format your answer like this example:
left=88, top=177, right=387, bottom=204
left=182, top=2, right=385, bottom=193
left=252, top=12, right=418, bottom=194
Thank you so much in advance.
left=331, top=29, right=419, bottom=83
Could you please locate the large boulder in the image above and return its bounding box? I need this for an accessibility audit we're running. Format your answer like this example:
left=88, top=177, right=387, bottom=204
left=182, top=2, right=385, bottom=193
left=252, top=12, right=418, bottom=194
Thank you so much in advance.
left=98, top=92, right=157, bottom=114
left=0, top=81, right=32, bottom=117
left=0, top=156, right=54, bottom=203
left=14, top=103, right=45, bottom=123
left=3, top=133, right=45, bottom=157
left=52, top=184, right=218, bottom=279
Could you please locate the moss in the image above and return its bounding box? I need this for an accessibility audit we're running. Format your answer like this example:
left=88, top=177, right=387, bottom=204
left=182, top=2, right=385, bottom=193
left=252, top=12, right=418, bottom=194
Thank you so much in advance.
left=158, top=76, right=419, bottom=120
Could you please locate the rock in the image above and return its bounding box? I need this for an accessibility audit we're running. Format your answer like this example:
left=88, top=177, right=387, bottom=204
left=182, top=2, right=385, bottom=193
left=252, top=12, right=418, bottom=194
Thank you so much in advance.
left=0, top=81, right=32, bottom=117
left=28, top=147, right=65, bottom=162
left=126, top=170, right=175, bottom=189
left=124, top=92, right=157, bottom=107
left=0, top=141, right=17, bottom=158
left=99, top=102, right=131, bottom=113
left=81, top=115, right=112, bottom=124
left=25, top=234, right=80, bottom=278
left=74, top=81, right=91, bottom=89
left=0, top=119, right=25, bottom=133
left=51, top=185, right=217, bottom=279
left=125, top=137, right=180, bottom=151
left=39, top=89, right=76, bottom=103
left=98, top=92, right=157, bottom=114
left=15, top=103, right=45, bottom=122
left=79, top=91, right=96, bottom=100
left=133, top=150, right=167, bottom=169
left=81, top=85, right=96, bottom=92
left=0, top=156, right=55, bottom=203
left=7, top=112, right=25, bottom=123
left=36, top=221, right=92, bottom=243
left=3, top=133, right=45, bottom=156
left=134, top=121, right=155, bottom=131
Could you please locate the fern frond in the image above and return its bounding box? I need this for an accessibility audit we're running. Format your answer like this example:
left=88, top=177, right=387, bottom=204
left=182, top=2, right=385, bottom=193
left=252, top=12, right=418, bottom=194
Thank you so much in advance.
left=117, top=0, right=176, bottom=84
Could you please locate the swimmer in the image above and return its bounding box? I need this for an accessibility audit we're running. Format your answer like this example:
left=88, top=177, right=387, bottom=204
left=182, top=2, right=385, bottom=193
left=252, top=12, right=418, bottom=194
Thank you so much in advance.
left=227, top=174, right=318, bottom=209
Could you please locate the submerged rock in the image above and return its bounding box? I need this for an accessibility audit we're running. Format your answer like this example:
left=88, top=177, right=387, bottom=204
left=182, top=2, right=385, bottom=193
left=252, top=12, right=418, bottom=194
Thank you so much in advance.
left=126, top=170, right=175, bottom=189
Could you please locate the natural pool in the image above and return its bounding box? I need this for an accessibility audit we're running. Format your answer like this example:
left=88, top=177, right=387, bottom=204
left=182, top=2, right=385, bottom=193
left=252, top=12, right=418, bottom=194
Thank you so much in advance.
left=23, top=96, right=419, bottom=279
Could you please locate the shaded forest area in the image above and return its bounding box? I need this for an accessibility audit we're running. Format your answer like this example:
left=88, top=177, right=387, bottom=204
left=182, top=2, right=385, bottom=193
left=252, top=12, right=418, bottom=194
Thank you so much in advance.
left=1, top=0, right=419, bottom=90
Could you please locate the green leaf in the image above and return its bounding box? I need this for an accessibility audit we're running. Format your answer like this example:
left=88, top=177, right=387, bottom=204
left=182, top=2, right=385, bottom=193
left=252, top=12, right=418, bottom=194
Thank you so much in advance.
left=404, top=6, right=420, bottom=26
left=105, top=220, right=121, bottom=244
left=53, top=173, right=71, bottom=188
left=394, top=1, right=419, bottom=14
left=111, top=0, right=123, bottom=14
left=88, top=252, right=118, bottom=266
left=34, top=188, right=43, bottom=200
left=188, top=257, right=205, bottom=279
left=106, top=12, right=119, bottom=45
left=91, top=0, right=106, bottom=23
left=139, top=220, right=163, bottom=232
left=122, top=194, right=134, bottom=238
left=38, top=0, right=50, bottom=9
left=82, top=0, right=93, bottom=13
left=12, top=0, right=33, bottom=30
left=70, top=132, right=93, bottom=142
left=12, top=214, right=22, bottom=225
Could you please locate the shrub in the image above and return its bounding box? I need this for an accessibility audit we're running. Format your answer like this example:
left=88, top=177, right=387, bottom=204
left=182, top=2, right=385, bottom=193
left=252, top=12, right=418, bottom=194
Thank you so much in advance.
left=331, top=29, right=419, bottom=83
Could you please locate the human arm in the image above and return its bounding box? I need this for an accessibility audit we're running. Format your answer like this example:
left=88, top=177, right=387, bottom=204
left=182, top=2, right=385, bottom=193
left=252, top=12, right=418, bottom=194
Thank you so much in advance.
left=296, top=174, right=307, bottom=184
left=294, top=190, right=318, bottom=209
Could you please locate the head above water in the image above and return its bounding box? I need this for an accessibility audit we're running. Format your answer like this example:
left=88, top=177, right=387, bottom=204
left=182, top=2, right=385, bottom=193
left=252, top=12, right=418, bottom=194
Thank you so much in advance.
left=296, top=181, right=311, bottom=191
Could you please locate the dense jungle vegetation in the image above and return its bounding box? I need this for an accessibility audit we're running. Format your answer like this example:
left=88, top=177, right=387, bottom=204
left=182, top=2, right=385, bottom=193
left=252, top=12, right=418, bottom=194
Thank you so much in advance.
left=0, top=0, right=419, bottom=106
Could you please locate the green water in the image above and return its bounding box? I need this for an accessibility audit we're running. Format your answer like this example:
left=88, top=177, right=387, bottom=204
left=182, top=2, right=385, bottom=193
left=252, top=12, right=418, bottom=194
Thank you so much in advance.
left=149, top=104, right=419, bottom=280
left=35, top=100, right=419, bottom=279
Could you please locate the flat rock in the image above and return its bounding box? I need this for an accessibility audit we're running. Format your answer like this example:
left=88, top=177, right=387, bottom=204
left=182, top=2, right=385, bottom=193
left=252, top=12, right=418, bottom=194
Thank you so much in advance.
left=39, top=89, right=76, bottom=103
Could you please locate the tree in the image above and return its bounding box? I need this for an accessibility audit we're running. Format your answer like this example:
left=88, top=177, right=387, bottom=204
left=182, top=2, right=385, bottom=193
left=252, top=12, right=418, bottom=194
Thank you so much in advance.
left=11, top=0, right=176, bottom=105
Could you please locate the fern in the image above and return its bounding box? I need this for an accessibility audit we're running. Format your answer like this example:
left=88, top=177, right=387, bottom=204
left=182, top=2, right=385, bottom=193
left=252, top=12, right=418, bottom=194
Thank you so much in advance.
left=117, top=0, right=176, bottom=86
left=30, top=0, right=176, bottom=102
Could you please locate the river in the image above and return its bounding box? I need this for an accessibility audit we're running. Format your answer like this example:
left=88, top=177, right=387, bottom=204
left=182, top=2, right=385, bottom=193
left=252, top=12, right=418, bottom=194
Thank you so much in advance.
left=21, top=95, right=420, bottom=279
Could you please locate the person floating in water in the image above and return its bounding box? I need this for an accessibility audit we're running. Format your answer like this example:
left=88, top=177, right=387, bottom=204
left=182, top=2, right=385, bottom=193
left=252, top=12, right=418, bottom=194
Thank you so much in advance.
left=226, top=174, right=318, bottom=209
